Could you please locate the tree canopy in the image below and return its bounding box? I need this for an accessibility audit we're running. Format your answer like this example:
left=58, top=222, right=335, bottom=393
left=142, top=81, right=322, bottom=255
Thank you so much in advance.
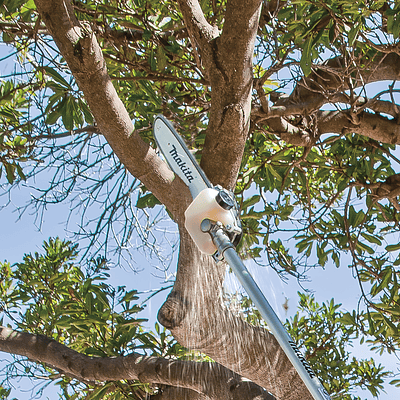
left=0, top=0, right=400, bottom=399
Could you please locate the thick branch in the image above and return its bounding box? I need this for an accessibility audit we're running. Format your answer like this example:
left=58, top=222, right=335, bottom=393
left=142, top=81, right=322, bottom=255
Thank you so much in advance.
left=253, top=105, right=400, bottom=147
left=269, top=117, right=314, bottom=146
left=317, top=110, right=400, bottom=144
left=34, top=0, right=190, bottom=221
left=253, top=91, right=400, bottom=121
left=0, top=327, right=273, bottom=400
left=176, top=0, right=220, bottom=67
left=200, top=0, right=263, bottom=189
left=176, top=0, right=219, bottom=42
left=251, top=52, right=400, bottom=135
left=289, top=52, right=400, bottom=110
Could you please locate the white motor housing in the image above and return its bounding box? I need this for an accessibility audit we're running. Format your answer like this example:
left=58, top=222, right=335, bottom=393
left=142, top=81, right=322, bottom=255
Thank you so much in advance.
left=185, top=188, right=237, bottom=255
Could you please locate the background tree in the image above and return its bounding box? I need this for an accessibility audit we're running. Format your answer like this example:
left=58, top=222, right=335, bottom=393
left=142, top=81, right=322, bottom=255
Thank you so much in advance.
left=0, top=0, right=400, bottom=399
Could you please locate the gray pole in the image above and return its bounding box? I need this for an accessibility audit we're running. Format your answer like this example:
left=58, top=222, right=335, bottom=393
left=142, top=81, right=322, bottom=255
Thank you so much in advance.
left=202, top=220, right=332, bottom=400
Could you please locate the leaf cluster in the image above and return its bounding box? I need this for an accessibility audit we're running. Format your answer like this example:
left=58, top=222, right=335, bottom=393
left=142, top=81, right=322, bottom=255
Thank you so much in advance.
left=229, top=292, right=392, bottom=399
left=289, top=294, right=390, bottom=399
left=0, top=238, right=187, bottom=399
left=0, top=80, right=33, bottom=183
left=260, top=0, right=398, bottom=75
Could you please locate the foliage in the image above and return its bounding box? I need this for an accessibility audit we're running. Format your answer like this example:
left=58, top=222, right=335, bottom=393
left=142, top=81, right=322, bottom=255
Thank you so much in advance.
left=272, top=0, right=397, bottom=76
left=231, top=292, right=391, bottom=400
left=289, top=294, right=389, bottom=400
left=0, top=386, right=13, bottom=400
left=0, top=80, right=33, bottom=183
left=340, top=256, right=400, bottom=362
left=0, top=238, right=186, bottom=399
left=1, top=0, right=399, bottom=281
left=0, top=0, right=183, bottom=268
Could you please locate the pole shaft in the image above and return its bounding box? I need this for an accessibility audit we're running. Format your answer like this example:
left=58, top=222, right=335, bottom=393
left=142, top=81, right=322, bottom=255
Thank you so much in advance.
left=222, top=246, right=331, bottom=400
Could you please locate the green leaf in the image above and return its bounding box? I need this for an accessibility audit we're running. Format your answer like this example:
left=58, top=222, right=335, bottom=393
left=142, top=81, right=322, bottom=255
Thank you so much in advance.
left=16, top=163, right=26, bottom=181
left=120, top=318, right=147, bottom=326
left=353, top=209, right=365, bottom=228
left=5, top=163, right=15, bottom=184
left=393, top=255, right=400, bottom=266
left=79, top=100, right=94, bottom=125
left=136, top=193, right=161, bottom=209
left=87, top=382, right=114, bottom=400
left=348, top=23, right=360, bottom=46
left=390, top=379, right=400, bottom=386
left=61, top=97, right=74, bottom=131
left=54, top=318, right=71, bottom=329
left=149, top=48, right=157, bottom=71
left=385, top=243, right=400, bottom=252
left=156, top=46, right=167, bottom=70
left=300, top=37, right=313, bottom=76
left=356, top=241, right=374, bottom=254
left=331, top=251, right=340, bottom=268
left=44, top=66, right=71, bottom=89
left=138, top=80, right=161, bottom=106
left=373, top=268, right=392, bottom=296
left=242, top=195, right=260, bottom=210
left=46, top=110, right=61, bottom=125
left=340, top=312, right=355, bottom=326
left=316, top=244, right=328, bottom=266
left=361, top=232, right=382, bottom=246
left=393, top=16, right=400, bottom=38
left=2, top=32, right=14, bottom=43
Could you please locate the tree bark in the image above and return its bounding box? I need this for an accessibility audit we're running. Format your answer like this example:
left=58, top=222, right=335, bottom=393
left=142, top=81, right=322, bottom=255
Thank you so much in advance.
left=253, top=109, right=400, bottom=147
left=0, top=327, right=274, bottom=400
left=202, top=0, right=263, bottom=189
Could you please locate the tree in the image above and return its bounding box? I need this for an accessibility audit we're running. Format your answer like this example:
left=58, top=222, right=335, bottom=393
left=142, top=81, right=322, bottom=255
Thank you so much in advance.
left=0, top=0, right=400, bottom=399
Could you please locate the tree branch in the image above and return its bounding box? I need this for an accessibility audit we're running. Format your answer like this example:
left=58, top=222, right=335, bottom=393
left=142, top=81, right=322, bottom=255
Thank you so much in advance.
left=0, top=326, right=273, bottom=400
left=176, top=0, right=220, bottom=55
left=32, top=125, right=99, bottom=140
left=199, top=0, right=263, bottom=189
left=253, top=90, right=400, bottom=121
left=110, top=73, right=206, bottom=85
left=34, top=0, right=190, bottom=221
left=317, top=110, right=400, bottom=144
left=251, top=52, right=400, bottom=141
left=289, top=52, right=400, bottom=110
left=255, top=109, right=400, bottom=148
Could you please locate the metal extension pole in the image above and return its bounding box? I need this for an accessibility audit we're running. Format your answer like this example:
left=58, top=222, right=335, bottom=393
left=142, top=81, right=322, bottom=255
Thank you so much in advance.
left=202, top=220, right=332, bottom=400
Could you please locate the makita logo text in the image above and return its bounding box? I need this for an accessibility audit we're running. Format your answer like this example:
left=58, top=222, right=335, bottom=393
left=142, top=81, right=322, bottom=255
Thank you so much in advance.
left=288, top=339, right=316, bottom=379
left=288, top=339, right=331, bottom=398
left=169, top=145, right=195, bottom=183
